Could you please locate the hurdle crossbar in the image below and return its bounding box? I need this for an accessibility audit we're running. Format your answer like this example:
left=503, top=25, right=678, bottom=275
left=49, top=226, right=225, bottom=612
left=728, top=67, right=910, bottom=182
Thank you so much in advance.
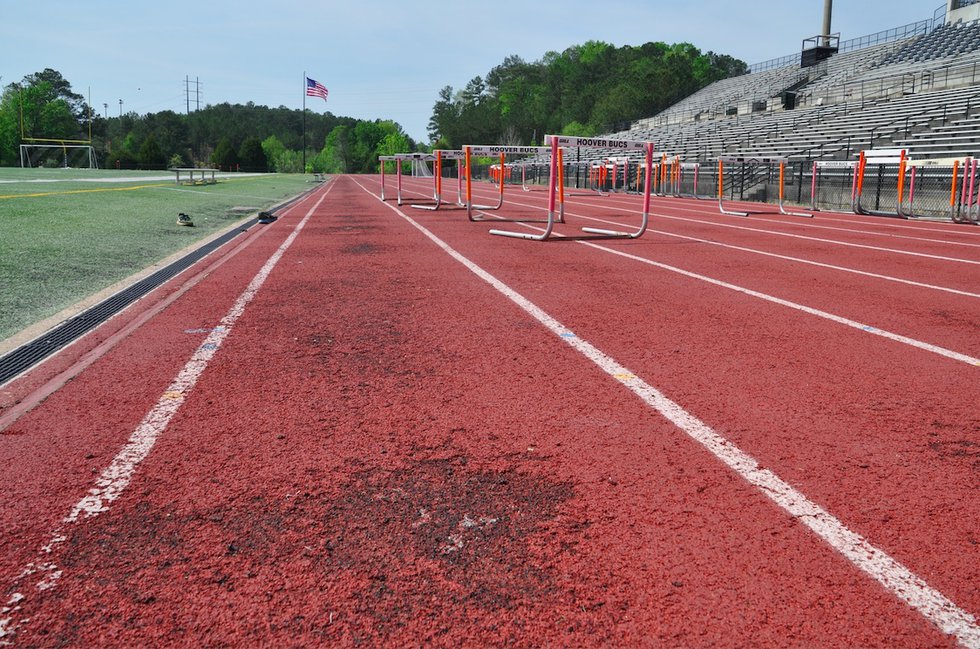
left=488, top=134, right=654, bottom=241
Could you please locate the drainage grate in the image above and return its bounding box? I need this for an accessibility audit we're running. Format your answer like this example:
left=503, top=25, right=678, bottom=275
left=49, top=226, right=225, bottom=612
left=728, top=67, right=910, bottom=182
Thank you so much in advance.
left=0, top=188, right=314, bottom=387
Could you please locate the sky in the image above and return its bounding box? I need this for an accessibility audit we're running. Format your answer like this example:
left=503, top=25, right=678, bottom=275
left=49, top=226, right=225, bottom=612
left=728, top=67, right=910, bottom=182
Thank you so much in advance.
left=4, top=0, right=944, bottom=143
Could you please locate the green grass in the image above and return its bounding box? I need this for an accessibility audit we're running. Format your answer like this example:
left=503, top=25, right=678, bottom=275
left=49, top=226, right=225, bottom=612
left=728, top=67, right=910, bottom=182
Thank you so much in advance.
left=0, top=169, right=315, bottom=341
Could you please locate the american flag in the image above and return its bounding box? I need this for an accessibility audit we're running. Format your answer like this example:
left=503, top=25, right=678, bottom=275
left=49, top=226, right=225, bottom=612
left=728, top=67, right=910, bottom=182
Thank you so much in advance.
left=306, top=77, right=328, bottom=101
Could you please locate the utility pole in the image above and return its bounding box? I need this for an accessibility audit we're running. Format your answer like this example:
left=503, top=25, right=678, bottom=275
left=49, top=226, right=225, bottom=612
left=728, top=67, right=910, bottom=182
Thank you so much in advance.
left=184, top=76, right=202, bottom=113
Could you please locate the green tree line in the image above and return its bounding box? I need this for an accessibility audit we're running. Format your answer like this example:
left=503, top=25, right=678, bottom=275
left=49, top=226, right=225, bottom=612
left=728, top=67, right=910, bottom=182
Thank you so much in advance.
left=0, top=69, right=414, bottom=173
left=428, top=40, right=747, bottom=147
left=2, top=46, right=745, bottom=172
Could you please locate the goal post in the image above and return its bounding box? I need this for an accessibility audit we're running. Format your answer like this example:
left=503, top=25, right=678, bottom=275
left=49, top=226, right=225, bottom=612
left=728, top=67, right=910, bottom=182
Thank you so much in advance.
left=20, top=143, right=98, bottom=169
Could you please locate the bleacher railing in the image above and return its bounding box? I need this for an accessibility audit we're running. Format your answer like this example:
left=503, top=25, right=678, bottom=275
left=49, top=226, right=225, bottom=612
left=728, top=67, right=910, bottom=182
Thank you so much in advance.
left=797, top=57, right=980, bottom=109
left=749, top=17, right=941, bottom=73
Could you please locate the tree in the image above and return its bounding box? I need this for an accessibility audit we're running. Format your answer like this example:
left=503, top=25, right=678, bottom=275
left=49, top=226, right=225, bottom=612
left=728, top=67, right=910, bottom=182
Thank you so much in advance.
left=20, top=69, right=88, bottom=119
left=376, top=131, right=411, bottom=167
left=239, top=136, right=267, bottom=172
left=317, top=125, right=353, bottom=173
left=426, top=39, right=748, bottom=145
left=211, top=136, right=238, bottom=170
left=138, top=134, right=166, bottom=169
left=428, top=85, right=461, bottom=147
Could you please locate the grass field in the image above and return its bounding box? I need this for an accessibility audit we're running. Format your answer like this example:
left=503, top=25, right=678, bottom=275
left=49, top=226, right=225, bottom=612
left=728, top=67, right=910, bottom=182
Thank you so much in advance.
left=0, top=169, right=315, bottom=343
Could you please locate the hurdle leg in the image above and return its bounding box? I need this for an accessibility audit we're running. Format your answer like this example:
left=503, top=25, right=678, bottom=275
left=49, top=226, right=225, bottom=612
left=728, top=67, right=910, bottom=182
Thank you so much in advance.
left=581, top=142, right=653, bottom=238
left=489, top=139, right=561, bottom=240
left=778, top=162, right=813, bottom=218
left=718, top=159, right=748, bottom=216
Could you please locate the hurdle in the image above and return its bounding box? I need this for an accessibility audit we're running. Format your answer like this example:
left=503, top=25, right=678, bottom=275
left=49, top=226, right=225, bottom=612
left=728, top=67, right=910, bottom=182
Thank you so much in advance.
left=717, top=155, right=812, bottom=217
left=379, top=153, right=434, bottom=205
left=951, top=157, right=979, bottom=224
left=464, top=145, right=556, bottom=222
left=676, top=161, right=703, bottom=198
left=853, top=149, right=911, bottom=218
left=810, top=160, right=860, bottom=213
left=588, top=162, right=611, bottom=196
left=560, top=160, right=610, bottom=196
left=488, top=134, right=654, bottom=242
left=520, top=161, right=545, bottom=191
left=777, top=160, right=812, bottom=217
left=653, top=156, right=696, bottom=197
left=410, top=149, right=466, bottom=211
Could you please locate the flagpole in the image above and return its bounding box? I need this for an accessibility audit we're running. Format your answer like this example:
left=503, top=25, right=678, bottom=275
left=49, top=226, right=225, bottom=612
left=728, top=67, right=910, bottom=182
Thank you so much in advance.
left=302, top=71, right=307, bottom=173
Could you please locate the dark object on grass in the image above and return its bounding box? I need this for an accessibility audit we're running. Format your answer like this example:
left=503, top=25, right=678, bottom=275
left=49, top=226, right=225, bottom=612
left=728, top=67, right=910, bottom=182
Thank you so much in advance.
left=257, top=211, right=278, bottom=224
left=177, top=212, right=194, bottom=227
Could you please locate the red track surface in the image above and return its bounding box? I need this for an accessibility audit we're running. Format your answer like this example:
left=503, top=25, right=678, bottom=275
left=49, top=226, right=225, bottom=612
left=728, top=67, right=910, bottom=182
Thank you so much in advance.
left=1, top=175, right=977, bottom=647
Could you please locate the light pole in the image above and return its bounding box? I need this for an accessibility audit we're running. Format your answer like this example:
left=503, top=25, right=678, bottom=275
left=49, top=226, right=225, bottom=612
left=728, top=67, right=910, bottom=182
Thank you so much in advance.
left=118, top=99, right=123, bottom=117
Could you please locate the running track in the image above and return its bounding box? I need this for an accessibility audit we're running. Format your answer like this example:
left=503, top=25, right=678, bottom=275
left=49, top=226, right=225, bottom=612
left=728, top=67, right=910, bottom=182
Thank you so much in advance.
left=0, top=174, right=977, bottom=647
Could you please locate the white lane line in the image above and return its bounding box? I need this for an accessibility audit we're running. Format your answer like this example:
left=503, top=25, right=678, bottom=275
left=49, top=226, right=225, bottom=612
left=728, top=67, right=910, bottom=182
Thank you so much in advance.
left=582, top=239, right=980, bottom=367
left=591, top=191, right=980, bottom=248
left=0, top=182, right=334, bottom=646
left=447, top=186, right=980, bottom=367
left=588, top=195, right=980, bottom=260
left=575, top=213, right=980, bottom=299
left=352, top=176, right=980, bottom=647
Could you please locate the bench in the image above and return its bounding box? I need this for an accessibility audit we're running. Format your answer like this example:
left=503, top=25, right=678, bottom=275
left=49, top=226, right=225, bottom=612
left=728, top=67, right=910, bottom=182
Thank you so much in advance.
left=171, top=168, right=218, bottom=185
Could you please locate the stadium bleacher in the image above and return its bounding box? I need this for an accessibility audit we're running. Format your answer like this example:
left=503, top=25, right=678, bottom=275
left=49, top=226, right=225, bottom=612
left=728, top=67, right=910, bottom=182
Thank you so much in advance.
left=505, top=6, right=980, bottom=219
left=618, top=7, right=980, bottom=164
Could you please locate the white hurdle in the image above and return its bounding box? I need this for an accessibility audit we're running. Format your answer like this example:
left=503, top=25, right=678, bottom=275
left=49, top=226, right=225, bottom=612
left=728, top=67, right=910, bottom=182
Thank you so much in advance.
left=410, top=149, right=466, bottom=211
left=811, top=160, right=860, bottom=213
left=464, top=145, right=557, bottom=223
left=488, top=134, right=654, bottom=242
left=717, top=155, right=812, bottom=218
left=379, top=153, right=434, bottom=205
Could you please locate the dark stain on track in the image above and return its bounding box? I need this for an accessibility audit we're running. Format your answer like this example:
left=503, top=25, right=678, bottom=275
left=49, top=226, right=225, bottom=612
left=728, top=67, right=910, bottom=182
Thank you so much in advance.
left=31, top=445, right=617, bottom=645
left=339, top=242, right=381, bottom=255
left=929, top=438, right=980, bottom=472
left=320, top=451, right=576, bottom=611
